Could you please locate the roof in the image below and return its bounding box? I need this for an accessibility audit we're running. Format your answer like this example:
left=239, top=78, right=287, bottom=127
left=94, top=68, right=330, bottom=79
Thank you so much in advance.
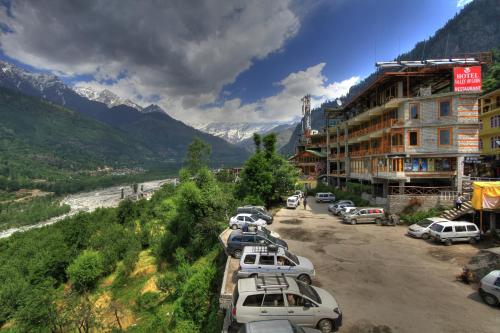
left=305, top=149, right=326, bottom=158
left=237, top=275, right=299, bottom=294
left=435, top=221, right=476, bottom=226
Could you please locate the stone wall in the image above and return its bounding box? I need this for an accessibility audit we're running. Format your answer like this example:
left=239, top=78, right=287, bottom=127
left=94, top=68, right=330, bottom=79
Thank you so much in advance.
left=387, top=194, right=453, bottom=214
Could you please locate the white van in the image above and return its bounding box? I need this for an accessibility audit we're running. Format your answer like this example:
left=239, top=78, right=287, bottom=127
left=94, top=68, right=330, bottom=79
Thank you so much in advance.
left=315, top=193, right=335, bottom=203
left=429, top=221, right=480, bottom=246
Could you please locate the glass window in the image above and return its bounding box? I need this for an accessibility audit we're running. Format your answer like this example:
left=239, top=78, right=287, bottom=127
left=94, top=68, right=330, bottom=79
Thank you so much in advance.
left=259, top=255, right=275, bottom=265
left=439, top=128, right=451, bottom=145
left=410, top=103, right=419, bottom=119
left=286, top=294, right=307, bottom=307
left=466, top=225, right=477, bottom=232
left=243, top=255, right=256, bottom=264
left=277, top=256, right=294, bottom=266
left=491, top=137, right=500, bottom=149
left=262, top=293, right=284, bottom=307
left=242, top=235, right=254, bottom=242
left=495, top=278, right=500, bottom=287
left=455, top=226, right=466, bottom=232
left=409, top=131, right=418, bottom=146
left=443, top=226, right=452, bottom=232
left=491, top=115, right=500, bottom=128
left=439, top=100, right=451, bottom=117
left=243, top=294, right=264, bottom=307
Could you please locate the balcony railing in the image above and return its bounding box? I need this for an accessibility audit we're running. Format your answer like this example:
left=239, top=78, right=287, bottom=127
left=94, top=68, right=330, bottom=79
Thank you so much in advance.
left=349, top=118, right=398, bottom=139
left=389, top=186, right=453, bottom=195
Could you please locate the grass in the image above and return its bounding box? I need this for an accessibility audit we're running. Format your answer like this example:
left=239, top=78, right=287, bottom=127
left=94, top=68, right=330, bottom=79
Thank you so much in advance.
left=0, top=195, right=70, bottom=231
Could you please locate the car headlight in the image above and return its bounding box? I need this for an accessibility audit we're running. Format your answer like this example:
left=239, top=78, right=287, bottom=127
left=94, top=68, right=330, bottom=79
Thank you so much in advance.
left=333, top=307, right=340, bottom=314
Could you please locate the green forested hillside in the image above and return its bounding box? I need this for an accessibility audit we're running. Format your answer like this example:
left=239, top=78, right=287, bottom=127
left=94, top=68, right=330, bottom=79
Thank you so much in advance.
left=0, top=87, right=177, bottom=193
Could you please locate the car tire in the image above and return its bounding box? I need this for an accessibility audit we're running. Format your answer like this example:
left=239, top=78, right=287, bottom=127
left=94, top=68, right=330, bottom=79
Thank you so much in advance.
left=469, top=237, right=477, bottom=244
left=351, top=219, right=357, bottom=225
left=444, top=239, right=452, bottom=246
left=233, top=249, right=242, bottom=258
left=317, top=319, right=333, bottom=333
left=480, top=290, right=499, bottom=307
left=297, top=274, right=312, bottom=285
left=421, top=233, right=430, bottom=240
left=231, top=224, right=238, bottom=230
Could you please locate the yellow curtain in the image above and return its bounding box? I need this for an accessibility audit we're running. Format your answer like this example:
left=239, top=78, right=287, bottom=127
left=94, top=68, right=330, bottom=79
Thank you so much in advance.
left=472, top=182, right=500, bottom=210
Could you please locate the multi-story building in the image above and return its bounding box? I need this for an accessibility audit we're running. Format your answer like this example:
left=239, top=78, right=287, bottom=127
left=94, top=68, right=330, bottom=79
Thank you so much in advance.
left=479, top=88, right=500, bottom=177
left=321, top=63, right=483, bottom=212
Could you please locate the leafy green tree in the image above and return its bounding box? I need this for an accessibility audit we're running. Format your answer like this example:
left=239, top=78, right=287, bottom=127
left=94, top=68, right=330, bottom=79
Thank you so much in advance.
left=184, top=138, right=211, bottom=175
left=483, top=48, right=500, bottom=93
left=67, top=250, right=104, bottom=292
left=253, top=133, right=262, bottom=152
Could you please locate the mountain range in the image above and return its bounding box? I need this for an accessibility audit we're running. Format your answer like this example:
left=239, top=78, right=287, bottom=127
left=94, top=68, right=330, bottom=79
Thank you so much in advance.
left=280, top=0, right=500, bottom=156
left=0, top=61, right=249, bottom=185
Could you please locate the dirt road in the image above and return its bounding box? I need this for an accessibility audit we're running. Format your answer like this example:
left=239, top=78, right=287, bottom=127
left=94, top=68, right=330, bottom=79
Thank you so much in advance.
left=268, top=197, right=500, bottom=333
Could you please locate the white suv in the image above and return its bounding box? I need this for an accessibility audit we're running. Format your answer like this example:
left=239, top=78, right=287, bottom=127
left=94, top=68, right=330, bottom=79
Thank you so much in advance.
left=479, top=270, right=500, bottom=307
left=231, top=275, right=342, bottom=333
left=237, top=245, right=315, bottom=284
left=230, top=213, right=267, bottom=230
left=287, top=196, right=300, bottom=209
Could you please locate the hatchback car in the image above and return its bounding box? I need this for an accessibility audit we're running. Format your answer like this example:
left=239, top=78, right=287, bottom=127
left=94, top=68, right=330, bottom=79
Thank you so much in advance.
left=227, top=230, right=288, bottom=258
left=231, top=275, right=342, bottom=333
left=342, top=208, right=384, bottom=225
left=315, top=193, right=335, bottom=203
left=238, top=319, right=321, bottom=333
left=237, top=206, right=273, bottom=224
left=479, top=270, right=500, bottom=307
left=287, top=196, right=300, bottom=209
left=429, top=221, right=480, bottom=245
left=332, top=203, right=355, bottom=215
left=339, top=206, right=357, bottom=216
left=230, top=213, right=267, bottom=230
left=328, top=200, right=354, bottom=212
left=237, top=245, right=315, bottom=284
left=407, top=217, right=450, bottom=239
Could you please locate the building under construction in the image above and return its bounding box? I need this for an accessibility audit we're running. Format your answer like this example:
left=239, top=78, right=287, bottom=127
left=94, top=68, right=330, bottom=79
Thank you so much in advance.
left=291, top=53, right=493, bottom=213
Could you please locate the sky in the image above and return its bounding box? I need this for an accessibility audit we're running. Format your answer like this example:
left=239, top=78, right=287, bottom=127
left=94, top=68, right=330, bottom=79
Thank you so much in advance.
left=0, top=0, right=474, bottom=125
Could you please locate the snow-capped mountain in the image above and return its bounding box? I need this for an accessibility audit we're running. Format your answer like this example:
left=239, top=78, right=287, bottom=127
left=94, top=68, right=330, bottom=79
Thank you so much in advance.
left=193, top=121, right=295, bottom=144
left=0, top=60, right=69, bottom=104
left=74, top=86, right=143, bottom=111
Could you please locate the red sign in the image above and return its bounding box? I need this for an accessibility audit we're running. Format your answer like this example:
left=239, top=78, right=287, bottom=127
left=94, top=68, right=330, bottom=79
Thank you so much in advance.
left=453, top=66, right=482, bottom=92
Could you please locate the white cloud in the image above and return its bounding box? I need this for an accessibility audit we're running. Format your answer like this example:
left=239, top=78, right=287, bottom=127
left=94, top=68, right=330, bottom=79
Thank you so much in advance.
left=456, top=0, right=474, bottom=7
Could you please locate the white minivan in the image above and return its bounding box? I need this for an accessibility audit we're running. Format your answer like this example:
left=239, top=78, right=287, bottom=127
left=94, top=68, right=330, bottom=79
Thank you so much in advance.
left=479, top=270, right=500, bottom=307
left=429, top=221, right=480, bottom=246
left=287, top=196, right=300, bottom=209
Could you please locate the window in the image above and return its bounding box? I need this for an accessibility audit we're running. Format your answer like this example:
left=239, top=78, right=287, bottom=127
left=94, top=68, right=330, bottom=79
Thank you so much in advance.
left=466, top=225, right=477, bottom=232
left=479, top=138, right=483, bottom=150
left=443, top=226, right=452, bottom=233
left=410, top=103, right=419, bottom=119
left=495, top=278, right=500, bottom=287
left=286, top=294, right=307, bottom=307
left=237, top=216, right=244, bottom=221
left=491, top=115, right=500, bottom=128
left=491, top=136, right=500, bottom=149
left=409, top=131, right=419, bottom=146
left=243, top=255, right=257, bottom=264
left=243, top=294, right=264, bottom=307
left=479, top=120, right=483, bottom=130
left=455, top=226, right=466, bottom=232
left=439, top=99, right=451, bottom=117
left=242, top=235, right=254, bottom=243
left=438, top=128, right=452, bottom=146
left=259, top=255, right=275, bottom=265
left=277, top=256, right=294, bottom=266
left=262, top=293, right=284, bottom=307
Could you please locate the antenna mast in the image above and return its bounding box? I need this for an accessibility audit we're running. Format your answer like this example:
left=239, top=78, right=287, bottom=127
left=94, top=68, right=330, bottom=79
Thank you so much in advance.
left=301, top=94, right=311, bottom=137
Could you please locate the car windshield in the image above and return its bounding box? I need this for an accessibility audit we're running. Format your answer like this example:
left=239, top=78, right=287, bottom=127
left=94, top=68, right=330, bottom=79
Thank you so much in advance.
left=430, top=224, right=444, bottom=232
left=296, top=279, right=321, bottom=304
left=417, top=219, right=432, bottom=227
left=350, top=209, right=359, bottom=215
left=262, top=230, right=277, bottom=242
left=284, top=249, right=299, bottom=264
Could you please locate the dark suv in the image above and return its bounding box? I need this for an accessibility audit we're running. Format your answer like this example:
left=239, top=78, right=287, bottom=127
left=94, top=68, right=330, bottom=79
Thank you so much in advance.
left=227, top=229, right=287, bottom=258
left=237, top=206, right=273, bottom=224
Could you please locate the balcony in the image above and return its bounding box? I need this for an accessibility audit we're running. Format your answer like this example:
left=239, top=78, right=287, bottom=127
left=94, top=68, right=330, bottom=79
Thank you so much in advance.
left=349, top=118, right=398, bottom=140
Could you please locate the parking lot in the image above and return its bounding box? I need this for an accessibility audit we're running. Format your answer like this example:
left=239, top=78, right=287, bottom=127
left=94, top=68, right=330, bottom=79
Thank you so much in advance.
left=268, top=198, right=500, bottom=333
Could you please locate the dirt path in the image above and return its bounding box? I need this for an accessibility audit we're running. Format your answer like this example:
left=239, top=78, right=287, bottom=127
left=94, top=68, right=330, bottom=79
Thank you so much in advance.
left=268, top=197, right=500, bottom=333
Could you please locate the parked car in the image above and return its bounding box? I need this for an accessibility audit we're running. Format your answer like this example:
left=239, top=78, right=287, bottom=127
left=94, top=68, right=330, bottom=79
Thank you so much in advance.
left=429, top=221, right=480, bottom=246
left=339, top=206, right=357, bottom=216
left=238, top=320, right=321, bottom=333
left=287, top=196, right=300, bottom=209
left=342, top=208, right=384, bottom=225
left=407, top=217, right=450, bottom=239
left=328, top=200, right=354, bottom=213
left=237, top=206, right=273, bottom=224
left=332, top=203, right=355, bottom=215
left=479, top=270, right=500, bottom=307
left=227, top=230, right=288, bottom=258
left=237, top=245, right=315, bottom=284
left=315, top=192, right=335, bottom=203
left=294, top=190, right=304, bottom=199
left=231, top=275, right=342, bottom=332
left=230, top=213, right=267, bottom=230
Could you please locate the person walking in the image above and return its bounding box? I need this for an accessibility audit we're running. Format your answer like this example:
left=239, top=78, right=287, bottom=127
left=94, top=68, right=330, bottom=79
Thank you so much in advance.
left=242, top=220, right=249, bottom=232
left=455, top=193, right=463, bottom=210
left=303, top=195, right=307, bottom=210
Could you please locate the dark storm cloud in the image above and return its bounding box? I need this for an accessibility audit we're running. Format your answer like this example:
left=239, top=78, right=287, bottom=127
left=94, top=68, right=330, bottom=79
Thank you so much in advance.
left=0, top=0, right=300, bottom=100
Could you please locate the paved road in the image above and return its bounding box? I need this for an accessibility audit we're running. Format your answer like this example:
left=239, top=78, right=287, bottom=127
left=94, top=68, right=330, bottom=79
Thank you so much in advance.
left=268, top=197, right=500, bottom=333
left=0, top=179, right=174, bottom=239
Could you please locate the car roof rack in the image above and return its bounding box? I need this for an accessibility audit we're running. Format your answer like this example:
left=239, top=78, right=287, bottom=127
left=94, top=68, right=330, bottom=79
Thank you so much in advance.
left=247, top=244, right=279, bottom=253
left=255, top=274, right=289, bottom=290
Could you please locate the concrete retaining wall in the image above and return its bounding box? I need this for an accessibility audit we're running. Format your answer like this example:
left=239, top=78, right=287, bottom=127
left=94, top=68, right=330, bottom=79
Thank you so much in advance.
left=387, top=195, right=453, bottom=214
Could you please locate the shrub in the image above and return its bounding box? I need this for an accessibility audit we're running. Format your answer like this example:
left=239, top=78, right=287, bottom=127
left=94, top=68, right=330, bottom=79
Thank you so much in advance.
left=400, top=206, right=446, bottom=225
left=136, top=291, right=161, bottom=311
left=156, top=271, right=178, bottom=296
left=67, top=250, right=104, bottom=292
